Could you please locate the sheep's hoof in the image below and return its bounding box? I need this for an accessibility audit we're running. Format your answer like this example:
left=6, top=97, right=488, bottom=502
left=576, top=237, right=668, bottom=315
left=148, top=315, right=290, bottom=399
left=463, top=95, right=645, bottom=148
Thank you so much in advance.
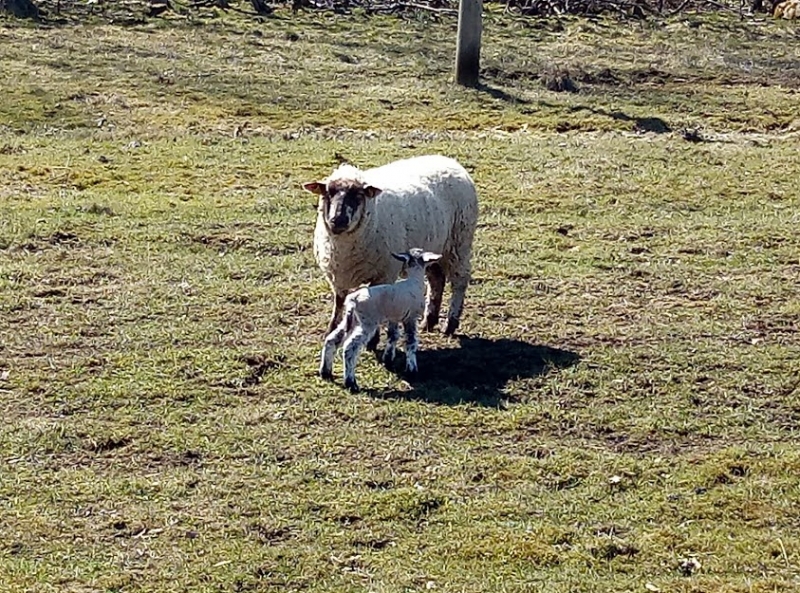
left=422, top=315, right=439, bottom=332
left=344, top=378, right=360, bottom=393
left=444, top=318, right=459, bottom=336
left=382, top=348, right=396, bottom=366
left=319, top=368, right=334, bottom=381
left=366, top=331, right=380, bottom=351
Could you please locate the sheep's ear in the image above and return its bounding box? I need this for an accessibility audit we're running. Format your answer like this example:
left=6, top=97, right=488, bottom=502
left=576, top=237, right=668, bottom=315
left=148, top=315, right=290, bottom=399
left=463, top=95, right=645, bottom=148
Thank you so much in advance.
left=364, top=185, right=382, bottom=199
left=422, top=252, right=442, bottom=263
left=391, top=252, right=409, bottom=263
left=302, top=181, right=326, bottom=195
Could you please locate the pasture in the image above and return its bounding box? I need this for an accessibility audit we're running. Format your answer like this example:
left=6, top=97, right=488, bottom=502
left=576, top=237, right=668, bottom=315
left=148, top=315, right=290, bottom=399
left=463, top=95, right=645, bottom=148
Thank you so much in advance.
left=1, top=7, right=800, bottom=592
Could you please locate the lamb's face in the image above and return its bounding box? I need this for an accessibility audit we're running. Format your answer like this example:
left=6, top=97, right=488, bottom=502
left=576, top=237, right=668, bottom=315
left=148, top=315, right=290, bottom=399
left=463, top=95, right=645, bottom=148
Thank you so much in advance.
left=391, top=248, right=443, bottom=271
left=303, top=177, right=381, bottom=236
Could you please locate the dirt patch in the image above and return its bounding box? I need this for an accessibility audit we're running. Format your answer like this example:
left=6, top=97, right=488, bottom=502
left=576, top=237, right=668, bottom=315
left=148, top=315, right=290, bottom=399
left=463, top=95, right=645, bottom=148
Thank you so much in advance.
left=745, top=314, right=799, bottom=339
left=211, top=353, right=287, bottom=392
left=16, top=231, right=81, bottom=251
left=184, top=230, right=307, bottom=256
left=591, top=540, right=639, bottom=560
left=85, top=435, right=132, bottom=453
left=540, top=69, right=580, bottom=93
left=188, top=231, right=252, bottom=251
left=352, top=537, right=393, bottom=550
left=247, top=522, right=298, bottom=545
left=482, top=64, right=540, bottom=83
left=576, top=67, right=623, bottom=85
left=144, top=449, right=204, bottom=469
left=578, top=63, right=800, bottom=91
left=32, top=287, right=68, bottom=299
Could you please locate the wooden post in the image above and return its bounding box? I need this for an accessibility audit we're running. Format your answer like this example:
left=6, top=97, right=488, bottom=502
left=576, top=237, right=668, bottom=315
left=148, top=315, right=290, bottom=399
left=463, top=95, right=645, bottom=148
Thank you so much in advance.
left=454, top=0, right=482, bottom=87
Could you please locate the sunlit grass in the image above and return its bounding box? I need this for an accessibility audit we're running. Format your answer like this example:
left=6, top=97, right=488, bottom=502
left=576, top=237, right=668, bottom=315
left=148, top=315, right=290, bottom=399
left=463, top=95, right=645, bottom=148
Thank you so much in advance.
left=1, top=8, right=800, bottom=593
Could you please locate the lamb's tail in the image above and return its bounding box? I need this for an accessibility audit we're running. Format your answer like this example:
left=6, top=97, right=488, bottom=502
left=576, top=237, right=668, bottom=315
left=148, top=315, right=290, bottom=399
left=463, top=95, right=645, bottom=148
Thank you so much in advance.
left=343, top=299, right=357, bottom=334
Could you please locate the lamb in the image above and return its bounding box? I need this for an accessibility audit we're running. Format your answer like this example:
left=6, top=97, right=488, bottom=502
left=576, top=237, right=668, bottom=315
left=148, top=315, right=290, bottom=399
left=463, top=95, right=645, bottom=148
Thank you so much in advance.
left=302, top=154, right=479, bottom=344
left=319, top=248, right=442, bottom=393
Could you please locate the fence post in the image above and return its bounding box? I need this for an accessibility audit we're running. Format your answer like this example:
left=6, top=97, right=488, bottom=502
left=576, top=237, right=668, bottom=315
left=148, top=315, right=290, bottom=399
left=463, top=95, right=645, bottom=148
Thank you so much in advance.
left=454, top=0, right=482, bottom=87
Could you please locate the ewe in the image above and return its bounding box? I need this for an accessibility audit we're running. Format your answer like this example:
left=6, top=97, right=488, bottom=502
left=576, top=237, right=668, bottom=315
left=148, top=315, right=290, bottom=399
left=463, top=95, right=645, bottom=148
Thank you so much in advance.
left=303, top=155, right=479, bottom=342
left=775, top=0, right=799, bottom=18
left=319, top=248, right=442, bottom=393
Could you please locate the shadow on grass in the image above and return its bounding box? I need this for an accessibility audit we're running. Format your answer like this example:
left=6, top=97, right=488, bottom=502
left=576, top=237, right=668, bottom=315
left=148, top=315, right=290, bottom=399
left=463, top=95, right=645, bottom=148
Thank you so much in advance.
left=370, top=335, right=580, bottom=408
left=548, top=100, right=672, bottom=134
left=475, top=83, right=532, bottom=105
left=606, top=110, right=671, bottom=133
left=556, top=102, right=672, bottom=133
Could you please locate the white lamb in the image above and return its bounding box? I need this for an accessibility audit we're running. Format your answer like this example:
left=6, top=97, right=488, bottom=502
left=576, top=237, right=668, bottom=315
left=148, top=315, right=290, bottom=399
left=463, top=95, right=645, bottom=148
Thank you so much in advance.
left=303, top=155, right=479, bottom=345
left=319, top=248, right=442, bottom=393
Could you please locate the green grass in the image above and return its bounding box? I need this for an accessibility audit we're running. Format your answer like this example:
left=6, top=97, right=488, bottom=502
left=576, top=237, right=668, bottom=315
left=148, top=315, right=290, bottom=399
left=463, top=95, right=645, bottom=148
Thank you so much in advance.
left=2, top=7, right=800, bottom=593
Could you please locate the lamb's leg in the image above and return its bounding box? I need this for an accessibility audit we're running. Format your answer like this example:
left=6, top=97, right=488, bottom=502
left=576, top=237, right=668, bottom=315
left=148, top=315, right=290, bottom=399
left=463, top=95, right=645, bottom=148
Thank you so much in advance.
left=343, top=324, right=371, bottom=393
left=382, top=322, right=400, bottom=366
left=422, top=263, right=446, bottom=332
left=365, top=279, right=387, bottom=351
left=445, top=271, right=470, bottom=336
left=326, top=291, right=346, bottom=335
left=403, top=319, right=419, bottom=374
left=320, top=317, right=349, bottom=381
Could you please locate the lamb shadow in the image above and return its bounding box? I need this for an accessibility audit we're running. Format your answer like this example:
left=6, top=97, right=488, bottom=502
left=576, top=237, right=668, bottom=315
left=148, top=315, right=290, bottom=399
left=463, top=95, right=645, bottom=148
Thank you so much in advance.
left=370, top=335, right=580, bottom=408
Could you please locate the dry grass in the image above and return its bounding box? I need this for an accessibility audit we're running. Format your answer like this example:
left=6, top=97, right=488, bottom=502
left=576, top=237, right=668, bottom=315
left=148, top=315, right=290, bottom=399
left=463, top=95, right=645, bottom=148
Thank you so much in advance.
left=1, top=8, right=800, bottom=593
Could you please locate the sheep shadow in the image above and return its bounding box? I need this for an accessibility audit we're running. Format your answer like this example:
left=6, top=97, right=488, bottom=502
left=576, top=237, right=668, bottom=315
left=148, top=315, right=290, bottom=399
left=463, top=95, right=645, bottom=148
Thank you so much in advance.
left=371, top=335, right=580, bottom=408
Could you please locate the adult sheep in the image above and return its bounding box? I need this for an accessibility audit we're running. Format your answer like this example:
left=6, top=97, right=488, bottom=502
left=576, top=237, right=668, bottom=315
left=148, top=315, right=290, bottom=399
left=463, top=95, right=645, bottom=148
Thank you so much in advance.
left=303, top=154, right=479, bottom=341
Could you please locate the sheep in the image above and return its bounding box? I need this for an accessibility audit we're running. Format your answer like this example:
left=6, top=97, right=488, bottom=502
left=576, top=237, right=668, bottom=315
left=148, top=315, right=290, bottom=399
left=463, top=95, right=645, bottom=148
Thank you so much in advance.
left=319, top=248, right=442, bottom=393
left=774, top=0, right=799, bottom=18
left=302, top=154, right=479, bottom=346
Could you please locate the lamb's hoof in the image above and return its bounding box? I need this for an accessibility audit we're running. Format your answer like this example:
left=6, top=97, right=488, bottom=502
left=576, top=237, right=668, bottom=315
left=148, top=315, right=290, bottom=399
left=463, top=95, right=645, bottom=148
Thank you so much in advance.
left=405, top=362, right=418, bottom=375
left=319, top=368, right=334, bottom=381
left=344, top=378, right=360, bottom=393
left=404, top=370, right=419, bottom=381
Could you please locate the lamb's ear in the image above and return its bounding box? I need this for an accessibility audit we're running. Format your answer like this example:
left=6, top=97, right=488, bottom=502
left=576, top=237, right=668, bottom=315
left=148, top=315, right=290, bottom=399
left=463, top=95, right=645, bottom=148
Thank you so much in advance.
left=364, top=185, right=382, bottom=199
left=302, top=181, right=326, bottom=195
left=391, top=252, right=410, bottom=263
left=422, top=252, right=442, bottom=263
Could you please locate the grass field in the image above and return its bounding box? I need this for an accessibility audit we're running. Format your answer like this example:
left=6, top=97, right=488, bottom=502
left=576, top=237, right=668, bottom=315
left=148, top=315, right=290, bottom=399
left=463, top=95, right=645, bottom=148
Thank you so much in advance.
left=2, top=6, right=800, bottom=592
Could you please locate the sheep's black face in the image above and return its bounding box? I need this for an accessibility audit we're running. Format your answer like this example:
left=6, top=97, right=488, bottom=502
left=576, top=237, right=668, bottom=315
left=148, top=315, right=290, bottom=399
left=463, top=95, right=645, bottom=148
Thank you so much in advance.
left=323, top=181, right=369, bottom=235
left=302, top=175, right=382, bottom=235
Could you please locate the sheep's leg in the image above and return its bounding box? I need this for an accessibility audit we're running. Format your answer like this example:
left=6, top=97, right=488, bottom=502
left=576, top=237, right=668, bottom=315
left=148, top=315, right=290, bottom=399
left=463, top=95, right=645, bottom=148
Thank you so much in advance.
left=403, top=319, right=419, bottom=374
left=422, top=263, right=446, bottom=332
left=343, top=324, right=371, bottom=393
left=320, top=317, right=349, bottom=381
left=326, top=291, right=346, bottom=335
left=382, top=322, right=400, bottom=366
left=366, top=327, right=381, bottom=352
left=445, top=271, right=470, bottom=336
